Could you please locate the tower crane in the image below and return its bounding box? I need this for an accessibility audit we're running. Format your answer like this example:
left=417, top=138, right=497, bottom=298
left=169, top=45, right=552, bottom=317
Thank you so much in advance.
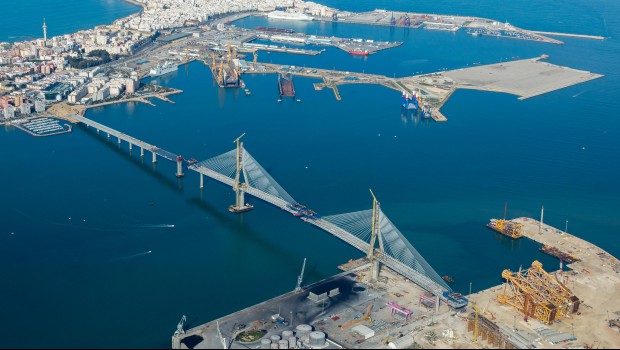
left=253, top=50, right=258, bottom=64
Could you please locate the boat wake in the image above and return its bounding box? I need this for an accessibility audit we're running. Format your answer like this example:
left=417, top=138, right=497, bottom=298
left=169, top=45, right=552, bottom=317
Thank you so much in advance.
left=572, top=90, right=587, bottom=98
left=111, top=250, right=152, bottom=262
left=134, top=224, right=175, bottom=228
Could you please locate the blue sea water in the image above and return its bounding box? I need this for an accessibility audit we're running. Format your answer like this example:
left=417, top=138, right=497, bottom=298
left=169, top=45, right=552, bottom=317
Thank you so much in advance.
left=1, top=0, right=619, bottom=348
left=0, top=0, right=140, bottom=42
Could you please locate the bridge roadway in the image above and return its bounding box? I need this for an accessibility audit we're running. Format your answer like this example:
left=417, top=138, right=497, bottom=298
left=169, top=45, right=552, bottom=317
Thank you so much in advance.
left=72, top=115, right=462, bottom=307
left=190, top=164, right=459, bottom=307
left=71, top=114, right=178, bottom=162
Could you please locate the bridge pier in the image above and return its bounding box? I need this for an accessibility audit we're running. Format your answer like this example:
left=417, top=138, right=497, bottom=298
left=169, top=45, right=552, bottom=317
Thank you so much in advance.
left=118, top=137, right=121, bottom=145
left=176, top=156, right=185, bottom=178
left=107, top=133, right=110, bottom=140
left=96, top=129, right=99, bottom=134
left=200, top=173, right=204, bottom=188
left=152, top=152, right=157, bottom=163
left=140, top=147, right=144, bottom=157
left=129, top=143, right=133, bottom=150
left=372, top=259, right=381, bottom=281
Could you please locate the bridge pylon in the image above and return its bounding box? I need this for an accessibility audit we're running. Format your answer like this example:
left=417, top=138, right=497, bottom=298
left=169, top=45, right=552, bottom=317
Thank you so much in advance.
left=368, top=189, right=384, bottom=281
left=229, top=133, right=254, bottom=213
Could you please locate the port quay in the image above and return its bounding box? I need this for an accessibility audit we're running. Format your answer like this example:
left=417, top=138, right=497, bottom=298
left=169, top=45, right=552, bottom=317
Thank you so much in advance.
left=1, top=0, right=618, bottom=349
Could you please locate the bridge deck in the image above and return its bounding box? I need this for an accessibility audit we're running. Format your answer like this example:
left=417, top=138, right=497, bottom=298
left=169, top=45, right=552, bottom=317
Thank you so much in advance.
left=71, top=114, right=179, bottom=161
left=189, top=164, right=458, bottom=305
left=75, top=116, right=462, bottom=307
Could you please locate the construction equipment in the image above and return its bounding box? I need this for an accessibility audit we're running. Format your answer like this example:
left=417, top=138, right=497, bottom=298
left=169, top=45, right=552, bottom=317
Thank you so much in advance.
left=498, top=260, right=580, bottom=324
left=174, top=315, right=187, bottom=337
left=253, top=50, right=258, bottom=64
left=340, top=304, right=373, bottom=329
left=486, top=218, right=523, bottom=239
left=294, top=257, right=306, bottom=292
left=472, top=304, right=480, bottom=342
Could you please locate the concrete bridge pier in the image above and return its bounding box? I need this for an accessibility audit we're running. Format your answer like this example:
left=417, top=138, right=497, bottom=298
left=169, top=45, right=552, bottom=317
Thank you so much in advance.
left=117, top=137, right=121, bottom=145
left=96, top=129, right=99, bottom=134
left=152, top=152, right=157, bottom=163
left=200, top=173, right=204, bottom=188
left=176, top=156, right=185, bottom=178
left=129, top=143, right=133, bottom=151
left=107, top=133, right=110, bottom=140
left=140, top=147, right=144, bottom=157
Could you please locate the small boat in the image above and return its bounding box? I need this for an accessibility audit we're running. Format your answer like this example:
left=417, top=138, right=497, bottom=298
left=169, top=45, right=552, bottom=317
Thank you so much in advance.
left=277, top=98, right=282, bottom=103
left=244, top=89, right=251, bottom=95
left=296, top=98, right=301, bottom=102
left=442, top=276, right=454, bottom=283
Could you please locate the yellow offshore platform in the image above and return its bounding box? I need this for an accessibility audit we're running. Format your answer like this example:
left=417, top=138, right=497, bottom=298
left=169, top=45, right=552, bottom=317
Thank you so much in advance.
left=498, top=260, right=580, bottom=324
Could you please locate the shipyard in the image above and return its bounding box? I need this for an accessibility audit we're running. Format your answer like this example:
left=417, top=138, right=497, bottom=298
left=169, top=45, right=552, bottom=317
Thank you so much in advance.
left=172, top=214, right=620, bottom=349
left=1, top=0, right=617, bottom=349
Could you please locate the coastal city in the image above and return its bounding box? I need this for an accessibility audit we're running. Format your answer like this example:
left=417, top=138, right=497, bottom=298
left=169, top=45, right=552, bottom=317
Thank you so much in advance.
left=1, top=0, right=618, bottom=349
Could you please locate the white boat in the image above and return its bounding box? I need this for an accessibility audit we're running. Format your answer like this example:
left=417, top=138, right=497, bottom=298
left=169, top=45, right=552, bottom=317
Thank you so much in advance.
left=267, top=10, right=314, bottom=21
left=150, top=61, right=177, bottom=77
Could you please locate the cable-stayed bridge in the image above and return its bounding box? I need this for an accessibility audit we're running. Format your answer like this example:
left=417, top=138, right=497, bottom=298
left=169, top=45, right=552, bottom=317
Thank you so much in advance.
left=73, top=115, right=468, bottom=309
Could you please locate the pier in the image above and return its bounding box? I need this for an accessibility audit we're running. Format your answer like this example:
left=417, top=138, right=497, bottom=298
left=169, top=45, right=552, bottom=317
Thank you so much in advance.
left=244, top=55, right=601, bottom=121
left=467, top=217, right=620, bottom=349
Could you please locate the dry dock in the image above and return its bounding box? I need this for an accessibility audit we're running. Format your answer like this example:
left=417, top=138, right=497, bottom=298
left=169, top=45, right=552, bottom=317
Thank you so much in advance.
left=464, top=218, right=620, bottom=349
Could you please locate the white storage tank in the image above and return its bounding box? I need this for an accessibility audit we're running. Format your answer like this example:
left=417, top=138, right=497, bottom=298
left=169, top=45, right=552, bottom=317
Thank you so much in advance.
left=270, top=335, right=281, bottom=343
left=295, top=324, right=312, bottom=338
left=278, top=339, right=288, bottom=349
left=309, top=331, right=326, bottom=347
left=288, top=336, right=297, bottom=348
left=270, top=343, right=278, bottom=349
left=282, top=330, right=294, bottom=339
left=261, top=338, right=272, bottom=349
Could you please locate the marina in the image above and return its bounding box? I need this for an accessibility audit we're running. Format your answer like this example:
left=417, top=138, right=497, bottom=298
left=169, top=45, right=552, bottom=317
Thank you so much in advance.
left=13, top=117, right=72, bottom=137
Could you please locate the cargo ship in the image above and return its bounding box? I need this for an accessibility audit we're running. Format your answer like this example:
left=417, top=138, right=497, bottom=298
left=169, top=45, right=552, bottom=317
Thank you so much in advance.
left=539, top=244, right=580, bottom=264
left=349, top=49, right=369, bottom=56
left=278, top=73, right=295, bottom=97
left=486, top=218, right=523, bottom=239
left=149, top=61, right=177, bottom=77
left=267, top=11, right=314, bottom=21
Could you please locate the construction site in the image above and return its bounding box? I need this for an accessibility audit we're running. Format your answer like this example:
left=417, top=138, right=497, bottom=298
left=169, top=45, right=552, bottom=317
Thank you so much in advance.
left=208, top=43, right=242, bottom=88
left=172, top=215, right=620, bottom=349
left=464, top=218, right=620, bottom=349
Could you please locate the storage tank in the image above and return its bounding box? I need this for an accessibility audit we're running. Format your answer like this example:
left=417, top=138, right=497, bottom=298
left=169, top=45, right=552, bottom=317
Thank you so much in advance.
left=295, top=324, right=312, bottom=338
left=261, top=338, right=272, bottom=349
left=282, top=330, right=293, bottom=339
left=278, top=339, right=288, bottom=349
left=270, top=335, right=281, bottom=342
left=270, top=343, right=278, bottom=349
left=309, top=331, right=326, bottom=347
left=288, top=336, right=297, bottom=348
